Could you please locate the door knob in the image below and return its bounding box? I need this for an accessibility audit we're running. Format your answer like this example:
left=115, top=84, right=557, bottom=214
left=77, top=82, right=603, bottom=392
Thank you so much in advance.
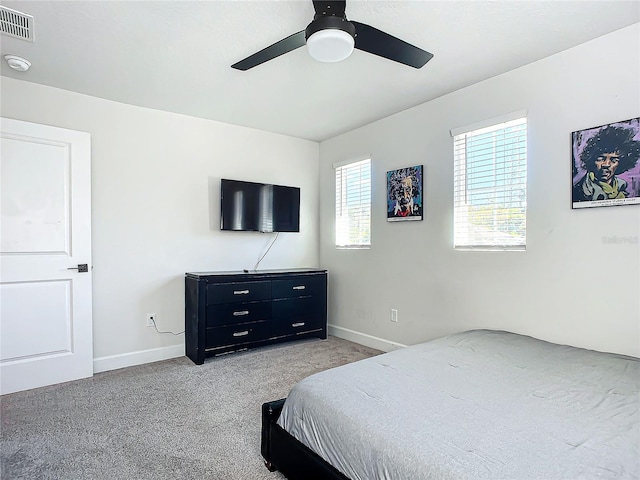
left=67, top=264, right=88, bottom=273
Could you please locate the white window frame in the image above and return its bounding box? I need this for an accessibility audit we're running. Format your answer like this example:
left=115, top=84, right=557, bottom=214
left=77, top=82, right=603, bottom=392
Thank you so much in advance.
left=451, top=110, right=527, bottom=251
left=334, top=157, right=371, bottom=249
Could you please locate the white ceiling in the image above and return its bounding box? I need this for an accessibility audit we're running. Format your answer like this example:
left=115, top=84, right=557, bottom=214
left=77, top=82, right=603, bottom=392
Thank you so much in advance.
left=1, top=1, right=639, bottom=142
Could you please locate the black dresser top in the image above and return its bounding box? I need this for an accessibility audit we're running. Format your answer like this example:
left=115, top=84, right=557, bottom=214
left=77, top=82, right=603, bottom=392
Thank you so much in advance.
left=186, top=268, right=326, bottom=280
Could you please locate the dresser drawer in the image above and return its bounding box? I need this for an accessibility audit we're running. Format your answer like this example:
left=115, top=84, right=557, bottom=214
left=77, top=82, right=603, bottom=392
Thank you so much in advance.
left=271, top=314, right=323, bottom=337
left=273, top=296, right=323, bottom=318
left=272, top=275, right=325, bottom=300
left=207, top=281, right=271, bottom=305
left=205, top=321, right=271, bottom=349
left=206, top=301, right=271, bottom=327
left=272, top=297, right=324, bottom=337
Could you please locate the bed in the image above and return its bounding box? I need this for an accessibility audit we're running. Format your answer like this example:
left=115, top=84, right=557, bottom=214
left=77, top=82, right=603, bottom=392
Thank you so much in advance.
left=261, top=329, right=639, bottom=479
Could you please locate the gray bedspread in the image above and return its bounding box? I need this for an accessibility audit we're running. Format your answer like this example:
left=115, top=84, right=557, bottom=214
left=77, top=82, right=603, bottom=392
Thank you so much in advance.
left=277, top=329, right=640, bottom=479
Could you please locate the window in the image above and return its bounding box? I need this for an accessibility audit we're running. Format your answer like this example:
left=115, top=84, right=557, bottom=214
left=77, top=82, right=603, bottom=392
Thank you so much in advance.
left=335, top=158, right=371, bottom=248
left=452, top=112, right=527, bottom=250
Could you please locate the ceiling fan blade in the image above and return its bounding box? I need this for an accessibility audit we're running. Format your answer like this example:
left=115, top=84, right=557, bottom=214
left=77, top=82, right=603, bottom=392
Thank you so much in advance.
left=352, top=21, right=433, bottom=69
left=231, top=31, right=306, bottom=70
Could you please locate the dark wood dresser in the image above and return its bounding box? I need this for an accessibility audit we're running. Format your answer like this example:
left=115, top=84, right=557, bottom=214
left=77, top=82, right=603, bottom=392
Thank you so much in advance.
left=185, top=269, right=327, bottom=365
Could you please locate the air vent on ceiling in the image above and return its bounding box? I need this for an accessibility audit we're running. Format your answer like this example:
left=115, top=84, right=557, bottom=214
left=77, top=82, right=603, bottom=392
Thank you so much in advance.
left=0, top=6, right=34, bottom=42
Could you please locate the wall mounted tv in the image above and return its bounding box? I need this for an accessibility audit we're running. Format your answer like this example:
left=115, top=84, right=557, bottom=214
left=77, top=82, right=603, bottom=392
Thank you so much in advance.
left=220, top=179, right=300, bottom=232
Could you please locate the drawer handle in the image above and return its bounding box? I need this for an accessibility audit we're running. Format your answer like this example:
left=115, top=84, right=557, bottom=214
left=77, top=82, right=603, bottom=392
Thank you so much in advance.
left=292, top=322, right=305, bottom=328
left=292, top=285, right=306, bottom=290
left=233, top=330, right=250, bottom=337
left=233, top=290, right=250, bottom=295
left=233, top=310, right=249, bottom=316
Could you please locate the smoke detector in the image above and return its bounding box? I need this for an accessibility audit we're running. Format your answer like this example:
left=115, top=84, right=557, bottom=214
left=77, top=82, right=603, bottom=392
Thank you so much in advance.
left=4, top=55, right=31, bottom=72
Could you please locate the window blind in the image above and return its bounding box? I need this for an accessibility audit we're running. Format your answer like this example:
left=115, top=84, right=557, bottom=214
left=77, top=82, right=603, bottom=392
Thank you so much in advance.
left=453, top=117, right=527, bottom=250
left=335, top=158, right=371, bottom=248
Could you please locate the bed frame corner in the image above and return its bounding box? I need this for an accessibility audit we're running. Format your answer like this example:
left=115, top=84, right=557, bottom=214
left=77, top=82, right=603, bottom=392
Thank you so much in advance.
left=260, top=397, right=349, bottom=479
left=261, top=398, right=286, bottom=471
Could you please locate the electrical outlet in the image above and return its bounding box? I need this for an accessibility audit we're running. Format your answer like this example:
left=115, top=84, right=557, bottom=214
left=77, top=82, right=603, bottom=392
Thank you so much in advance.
left=390, top=309, right=398, bottom=322
left=146, top=313, right=156, bottom=327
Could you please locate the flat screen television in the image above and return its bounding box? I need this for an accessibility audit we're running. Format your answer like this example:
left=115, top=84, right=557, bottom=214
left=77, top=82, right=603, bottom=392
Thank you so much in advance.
left=220, top=179, right=300, bottom=232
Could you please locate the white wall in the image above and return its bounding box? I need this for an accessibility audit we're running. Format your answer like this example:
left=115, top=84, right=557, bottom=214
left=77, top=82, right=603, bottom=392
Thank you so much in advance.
left=1, top=77, right=320, bottom=370
left=319, top=24, right=640, bottom=357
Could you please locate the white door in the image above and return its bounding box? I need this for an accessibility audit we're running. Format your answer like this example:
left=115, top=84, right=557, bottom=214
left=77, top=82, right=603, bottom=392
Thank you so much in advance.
left=0, top=117, right=93, bottom=395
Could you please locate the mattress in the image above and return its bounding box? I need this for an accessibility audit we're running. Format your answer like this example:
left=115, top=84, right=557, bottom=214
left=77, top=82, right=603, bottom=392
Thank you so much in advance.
left=277, top=329, right=640, bottom=480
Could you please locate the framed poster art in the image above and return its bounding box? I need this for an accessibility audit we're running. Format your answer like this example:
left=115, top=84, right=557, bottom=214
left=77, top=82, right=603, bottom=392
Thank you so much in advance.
left=387, top=165, right=423, bottom=221
left=572, top=117, right=640, bottom=209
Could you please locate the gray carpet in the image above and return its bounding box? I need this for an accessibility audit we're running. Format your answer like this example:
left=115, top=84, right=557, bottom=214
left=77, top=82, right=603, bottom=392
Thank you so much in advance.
left=1, top=336, right=381, bottom=480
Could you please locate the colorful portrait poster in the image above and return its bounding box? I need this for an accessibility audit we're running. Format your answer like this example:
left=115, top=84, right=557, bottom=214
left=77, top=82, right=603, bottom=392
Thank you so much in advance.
left=572, top=117, right=640, bottom=209
left=387, top=165, right=423, bottom=221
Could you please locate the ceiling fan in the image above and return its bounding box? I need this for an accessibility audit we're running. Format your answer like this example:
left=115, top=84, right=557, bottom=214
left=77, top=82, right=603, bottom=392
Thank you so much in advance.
left=231, top=0, right=433, bottom=71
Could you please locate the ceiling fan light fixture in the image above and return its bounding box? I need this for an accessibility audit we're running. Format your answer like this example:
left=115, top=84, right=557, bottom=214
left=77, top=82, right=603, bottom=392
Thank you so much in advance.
left=306, top=29, right=354, bottom=63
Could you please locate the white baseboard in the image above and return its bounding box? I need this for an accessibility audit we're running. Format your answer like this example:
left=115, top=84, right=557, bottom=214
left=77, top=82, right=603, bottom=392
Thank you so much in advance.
left=93, top=344, right=185, bottom=374
left=93, top=329, right=402, bottom=373
left=328, top=325, right=407, bottom=352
